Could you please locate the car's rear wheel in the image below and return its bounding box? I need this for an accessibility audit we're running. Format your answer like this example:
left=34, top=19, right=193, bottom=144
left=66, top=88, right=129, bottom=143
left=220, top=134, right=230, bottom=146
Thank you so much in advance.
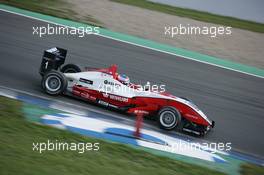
left=41, top=70, right=67, bottom=95
left=158, top=107, right=181, bottom=130
left=61, top=64, right=81, bottom=73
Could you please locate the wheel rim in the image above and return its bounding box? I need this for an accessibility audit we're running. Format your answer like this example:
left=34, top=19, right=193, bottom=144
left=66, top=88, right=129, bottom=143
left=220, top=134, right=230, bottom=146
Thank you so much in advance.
left=160, top=111, right=177, bottom=128
left=45, top=75, right=61, bottom=92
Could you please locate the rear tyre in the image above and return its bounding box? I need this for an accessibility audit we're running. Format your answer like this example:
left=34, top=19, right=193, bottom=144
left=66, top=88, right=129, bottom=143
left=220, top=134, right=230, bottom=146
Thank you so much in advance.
left=158, top=107, right=181, bottom=130
left=61, top=64, right=81, bottom=73
left=41, top=70, right=67, bottom=95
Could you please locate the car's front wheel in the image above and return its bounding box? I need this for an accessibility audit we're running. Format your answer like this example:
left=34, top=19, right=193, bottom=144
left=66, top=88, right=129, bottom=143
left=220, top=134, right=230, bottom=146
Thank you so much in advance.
left=158, top=107, right=181, bottom=130
left=41, top=70, right=67, bottom=95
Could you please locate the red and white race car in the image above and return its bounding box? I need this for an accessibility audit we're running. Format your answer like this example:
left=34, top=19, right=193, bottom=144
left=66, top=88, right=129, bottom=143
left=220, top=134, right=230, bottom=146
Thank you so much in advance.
left=39, top=47, right=215, bottom=135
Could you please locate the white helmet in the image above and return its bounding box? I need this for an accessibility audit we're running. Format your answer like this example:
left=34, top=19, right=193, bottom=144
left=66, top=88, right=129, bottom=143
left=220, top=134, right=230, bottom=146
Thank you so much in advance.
left=118, top=74, right=130, bottom=85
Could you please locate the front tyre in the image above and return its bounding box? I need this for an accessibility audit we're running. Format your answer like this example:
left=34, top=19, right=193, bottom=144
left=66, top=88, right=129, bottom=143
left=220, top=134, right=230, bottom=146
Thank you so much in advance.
left=158, top=107, right=181, bottom=130
left=61, top=64, right=81, bottom=73
left=41, top=70, right=67, bottom=95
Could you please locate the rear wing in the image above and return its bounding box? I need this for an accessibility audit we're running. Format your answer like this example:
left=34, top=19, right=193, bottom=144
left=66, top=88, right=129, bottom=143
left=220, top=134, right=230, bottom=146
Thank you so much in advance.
left=39, top=47, right=67, bottom=76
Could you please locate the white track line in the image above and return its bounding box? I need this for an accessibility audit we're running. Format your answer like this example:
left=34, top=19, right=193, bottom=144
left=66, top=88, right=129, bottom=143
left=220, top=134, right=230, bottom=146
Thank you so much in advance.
left=0, top=8, right=263, bottom=79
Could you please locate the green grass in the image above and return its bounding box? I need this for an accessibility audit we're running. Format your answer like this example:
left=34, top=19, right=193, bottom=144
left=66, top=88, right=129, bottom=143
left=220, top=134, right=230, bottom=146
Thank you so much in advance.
left=240, top=163, right=264, bottom=175
left=111, top=0, right=264, bottom=33
left=0, top=96, right=226, bottom=175
left=0, top=0, right=103, bottom=27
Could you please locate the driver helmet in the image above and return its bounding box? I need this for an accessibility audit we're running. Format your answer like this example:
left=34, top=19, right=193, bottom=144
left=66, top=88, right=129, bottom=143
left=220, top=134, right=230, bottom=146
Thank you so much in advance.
left=117, top=74, right=130, bottom=85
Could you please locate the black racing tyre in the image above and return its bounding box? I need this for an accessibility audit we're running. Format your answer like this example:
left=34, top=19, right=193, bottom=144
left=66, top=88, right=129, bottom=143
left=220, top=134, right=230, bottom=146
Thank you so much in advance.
left=41, top=70, right=67, bottom=95
left=158, top=107, right=181, bottom=130
left=60, top=64, right=81, bottom=73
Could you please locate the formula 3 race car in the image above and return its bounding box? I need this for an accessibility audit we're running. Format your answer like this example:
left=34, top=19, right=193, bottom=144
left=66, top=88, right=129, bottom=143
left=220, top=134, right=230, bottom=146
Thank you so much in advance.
left=39, top=47, right=215, bottom=136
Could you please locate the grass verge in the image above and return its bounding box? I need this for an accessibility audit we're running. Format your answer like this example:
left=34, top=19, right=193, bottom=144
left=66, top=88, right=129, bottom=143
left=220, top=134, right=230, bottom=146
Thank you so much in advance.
left=0, top=0, right=103, bottom=27
left=0, top=96, right=226, bottom=175
left=240, top=163, right=264, bottom=175
left=110, top=0, right=264, bottom=33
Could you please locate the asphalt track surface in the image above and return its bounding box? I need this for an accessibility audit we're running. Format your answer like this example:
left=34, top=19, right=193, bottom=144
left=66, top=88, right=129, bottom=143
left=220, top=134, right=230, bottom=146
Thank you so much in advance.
left=0, top=11, right=264, bottom=157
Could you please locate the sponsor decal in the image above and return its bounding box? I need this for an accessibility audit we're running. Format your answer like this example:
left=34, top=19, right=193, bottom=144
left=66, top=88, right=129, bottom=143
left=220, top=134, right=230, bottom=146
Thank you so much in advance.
left=109, top=94, right=128, bottom=102
left=108, top=104, right=119, bottom=109
left=134, top=110, right=149, bottom=115
left=102, top=93, right=128, bottom=102
left=98, top=100, right=108, bottom=106
left=185, top=114, right=198, bottom=119
left=79, top=78, right=93, bottom=85
left=104, top=80, right=121, bottom=87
